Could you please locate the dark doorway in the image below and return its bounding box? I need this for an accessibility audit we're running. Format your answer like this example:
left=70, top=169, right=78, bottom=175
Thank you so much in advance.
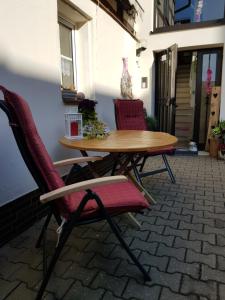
left=155, top=46, right=223, bottom=150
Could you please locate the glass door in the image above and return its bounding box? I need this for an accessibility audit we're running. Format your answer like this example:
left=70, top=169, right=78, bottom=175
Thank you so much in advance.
left=193, top=48, right=223, bottom=149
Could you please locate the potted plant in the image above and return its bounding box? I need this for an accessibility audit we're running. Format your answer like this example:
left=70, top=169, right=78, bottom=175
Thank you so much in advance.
left=212, top=120, right=225, bottom=158
left=78, top=99, right=110, bottom=139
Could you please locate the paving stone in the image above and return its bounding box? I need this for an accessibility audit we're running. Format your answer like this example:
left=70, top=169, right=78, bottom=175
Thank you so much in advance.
left=194, top=203, right=214, bottom=212
left=61, top=248, right=95, bottom=266
left=204, top=211, right=225, bottom=221
left=0, top=258, right=23, bottom=280
left=161, top=205, right=182, bottom=214
left=160, top=287, right=198, bottom=300
left=115, top=260, right=147, bottom=280
left=142, top=223, right=165, bottom=234
left=174, top=237, right=201, bottom=252
left=139, top=251, right=169, bottom=271
left=41, top=276, right=73, bottom=299
left=189, top=230, right=215, bottom=244
left=174, top=202, right=193, bottom=210
left=157, top=244, right=186, bottom=261
left=83, top=228, right=109, bottom=241
left=66, top=236, right=90, bottom=251
left=84, top=239, right=115, bottom=257
left=164, top=227, right=189, bottom=240
left=218, top=255, right=225, bottom=271
left=130, top=238, right=158, bottom=255
left=9, top=264, right=42, bottom=288
left=123, top=228, right=149, bottom=242
left=217, top=234, right=225, bottom=246
left=4, top=283, right=36, bottom=300
left=102, top=291, right=123, bottom=300
left=168, top=258, right=200, bottom=279
left=88, top=254, right=120, bottom=274
left=148, top=231, right=174, bottom=247
left=192, top=216, right=214, bottom=227
left=0, top=279, right=20, bottom=300
left=179, top=221, right=203, bottom=233
left=182, top=208, right=203, bottom=217
left=215, top=219, right=225, bottom=228
left=147, top=266, right=182, bottom=292
left=64, top=281, right=105, bottom=300
left=203, top=241, right=225, bottom=256
left=92, top=272, right=128, bottom=297
left=62, top=262, right=98, bottom=285
left=186, top=249, right=216, bottom=268
left=136, top=214, right=156, bottom=225
left=123, top=278, right=161, bottom=300
left=204, top=224, right=225, bottom=236
left=219, top=284, right=225, bottom=300
left=169, top=212, right=192, bottom=223
left=201, top=264, right=225, bottom=283
left=156, top=217, right=178, bottom=229
left=181, top=275, right=217, bottom=300
left=109, top=245, right=140, bottom=264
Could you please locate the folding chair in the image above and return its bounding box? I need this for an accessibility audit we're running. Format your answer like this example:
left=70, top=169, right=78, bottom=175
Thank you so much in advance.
left=0, top=86, right=151, bottom=300
left=114, top=99, right=176, bottom=184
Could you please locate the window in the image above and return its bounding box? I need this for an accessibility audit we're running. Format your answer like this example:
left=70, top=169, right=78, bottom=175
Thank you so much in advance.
left=154, top=0, right=225, bottom=31
left=59, top=20, right=76, bottom=91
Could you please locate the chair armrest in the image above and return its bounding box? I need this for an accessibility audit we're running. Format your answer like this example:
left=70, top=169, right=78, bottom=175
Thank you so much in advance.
left=53, top=156, right=103, bottom=168
left=40, top=175, right=128, bottom=204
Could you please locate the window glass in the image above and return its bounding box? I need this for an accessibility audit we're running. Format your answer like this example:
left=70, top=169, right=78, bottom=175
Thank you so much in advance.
left=59, top=22, right=75, bottom=90
left=175, top=0, right=225, bottom=24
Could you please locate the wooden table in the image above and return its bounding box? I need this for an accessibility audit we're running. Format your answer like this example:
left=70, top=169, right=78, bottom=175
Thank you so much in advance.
left=60, top=130, right=177, bottom=227
left=60, top=130, right=177, bottom=153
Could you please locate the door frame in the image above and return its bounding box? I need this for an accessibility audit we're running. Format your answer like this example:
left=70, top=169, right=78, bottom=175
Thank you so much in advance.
left=155, top=44, right=178, bottom=134
left=193, top=47, right=223, bottom=148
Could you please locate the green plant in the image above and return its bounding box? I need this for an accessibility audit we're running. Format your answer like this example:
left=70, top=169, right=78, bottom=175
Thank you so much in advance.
left=146, top=115, right=157, bottom=131
left=78, top=99, right=110, bottom=139
left=212, top=120, right=225, bottom=144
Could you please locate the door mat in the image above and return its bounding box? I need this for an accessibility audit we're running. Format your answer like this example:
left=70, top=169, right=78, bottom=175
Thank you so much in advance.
left=175, top=147, right=198, bottom=156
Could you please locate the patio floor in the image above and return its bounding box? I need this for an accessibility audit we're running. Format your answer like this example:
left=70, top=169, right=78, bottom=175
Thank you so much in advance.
left=1, top=155, right=225, bottom=300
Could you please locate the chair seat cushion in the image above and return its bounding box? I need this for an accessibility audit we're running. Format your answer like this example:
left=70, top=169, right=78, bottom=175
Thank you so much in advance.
left=57, top=181, right=149, bottom=220
left=147, top=146, right=175, bottom=156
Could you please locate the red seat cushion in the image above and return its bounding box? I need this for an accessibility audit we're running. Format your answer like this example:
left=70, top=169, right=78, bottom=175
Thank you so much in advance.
left=115, top=99, right=147, bottom=130
left=61, top=180, right=149, bottom=220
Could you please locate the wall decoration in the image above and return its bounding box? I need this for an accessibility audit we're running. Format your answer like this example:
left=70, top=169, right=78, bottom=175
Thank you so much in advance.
left=121, top=57, right=133, bottom=99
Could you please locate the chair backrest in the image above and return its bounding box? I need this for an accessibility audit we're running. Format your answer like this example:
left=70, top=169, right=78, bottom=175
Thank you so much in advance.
left=0, top=86, right=70, bottom=217
left=114, top=99, right=147, bottom=130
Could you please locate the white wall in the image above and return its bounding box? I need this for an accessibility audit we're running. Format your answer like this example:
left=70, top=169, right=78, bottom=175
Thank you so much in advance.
left=0, top=0, right=79, bottom=204
left=0, top=0, right=149, bottom=205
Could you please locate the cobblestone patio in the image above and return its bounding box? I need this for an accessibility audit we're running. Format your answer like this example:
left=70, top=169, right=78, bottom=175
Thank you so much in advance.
left=1, top=155, right=225, bottom=300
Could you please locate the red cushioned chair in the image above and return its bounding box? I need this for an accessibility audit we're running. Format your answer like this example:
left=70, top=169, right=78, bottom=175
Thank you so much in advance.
left=0, top=86, right=150, bottom=300
left=114, top=99, right=176, bottom=184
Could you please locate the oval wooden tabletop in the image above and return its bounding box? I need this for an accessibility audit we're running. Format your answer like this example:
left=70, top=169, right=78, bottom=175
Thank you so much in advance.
left=59, top=130, right=177, bottom=153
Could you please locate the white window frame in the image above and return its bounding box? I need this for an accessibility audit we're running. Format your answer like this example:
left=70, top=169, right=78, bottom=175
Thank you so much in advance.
left=59, top=17, right=78, bottom=91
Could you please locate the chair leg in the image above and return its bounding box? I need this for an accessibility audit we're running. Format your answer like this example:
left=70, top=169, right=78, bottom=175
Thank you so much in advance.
left=35, top=224, right=72, bottom=300
left=162, top=154, right=175, bottom=184
left=111, top=161, right=118, bottom=176
left=36, top=211, right=52, bottom=248
left=131, top=158, right=143, bottom=186
left=106, top=216, right=151, bottom=281
left=139, top=156, right=147, bottom=172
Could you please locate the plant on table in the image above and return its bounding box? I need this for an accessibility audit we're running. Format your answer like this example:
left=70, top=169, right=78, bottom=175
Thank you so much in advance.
left=78, top=99, right=110, bottom=139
